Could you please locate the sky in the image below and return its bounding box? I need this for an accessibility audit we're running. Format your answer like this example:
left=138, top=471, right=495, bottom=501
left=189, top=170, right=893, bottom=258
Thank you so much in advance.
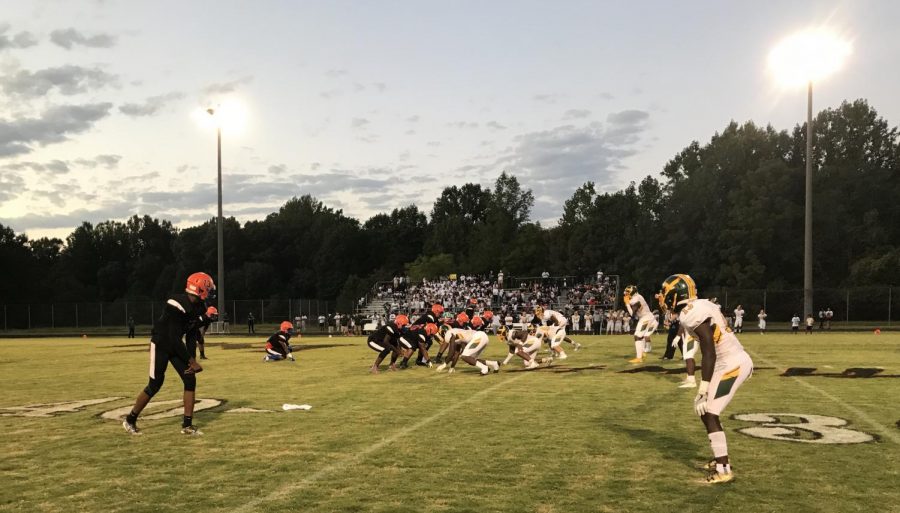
left=1, top=0, right=899, bottom=240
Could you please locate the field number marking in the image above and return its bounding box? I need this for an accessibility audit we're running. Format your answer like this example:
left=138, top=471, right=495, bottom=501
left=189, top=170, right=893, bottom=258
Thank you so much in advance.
left=734, top=413, right=874, bottom=444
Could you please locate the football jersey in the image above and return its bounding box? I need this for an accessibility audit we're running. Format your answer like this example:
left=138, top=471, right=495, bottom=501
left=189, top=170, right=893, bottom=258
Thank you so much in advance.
left=539, top=309, right=567, bottom=327
left=266, top=331, right=292, bottom=353
left=444, top=327, right=477, bottom=345
left=679, top=299, right=744, bottom=358
left=733, top=308, right=744, bottom=321
left=150, top=293, right=207, bottom=361
left=505, top=328, right=529, bottom=347
left=626, top=293, right=654, bottom=321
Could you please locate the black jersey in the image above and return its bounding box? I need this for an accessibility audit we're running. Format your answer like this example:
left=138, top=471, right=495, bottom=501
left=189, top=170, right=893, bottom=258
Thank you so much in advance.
left=150, top=294, right=207, bottom=362
left=412, top=313, right=437, bottom=329
left=368, top=324, right=401, bottom=347
left=266, top=331, right=292, bottom=354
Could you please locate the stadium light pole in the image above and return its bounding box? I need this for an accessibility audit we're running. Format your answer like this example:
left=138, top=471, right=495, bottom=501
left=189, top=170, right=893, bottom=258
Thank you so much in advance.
left=207, top=107, right=226, bottom=326
left=768, top=28, right=851, bottom=316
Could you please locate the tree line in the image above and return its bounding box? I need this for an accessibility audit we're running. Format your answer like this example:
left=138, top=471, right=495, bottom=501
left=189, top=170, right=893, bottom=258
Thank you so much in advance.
left=1, top=99, right=897, bottom=312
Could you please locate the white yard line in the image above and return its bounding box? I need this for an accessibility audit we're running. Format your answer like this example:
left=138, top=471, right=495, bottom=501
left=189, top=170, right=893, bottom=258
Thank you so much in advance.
left=233, top=372, right=526, bottom=513
left=748, top=350, right=900, bottom=444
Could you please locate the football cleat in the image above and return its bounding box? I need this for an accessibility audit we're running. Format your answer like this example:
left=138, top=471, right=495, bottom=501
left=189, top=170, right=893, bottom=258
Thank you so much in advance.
left=480, top=366, right=490, bottom=375
left=556, top=352, right=568, bottom=360
left=573, top=342, right=582, bottom=351
left=447, top=368, right=454, bottom=374
left=678, top=380, right=698, bottom=388
left=181, top=425, right=203, bottom=436
left=700, top=460, right=735, bottom=471
left=122, top=420, right=142, bottom=435
left=488, top=361, right=500, bottom=373
left=525, top=359, right=539, bottom=370
left=435, top=363, right=447, bottom=372
left=628, top=357, right=644, bottom=364
left=704, top=470, right=734, bottom=484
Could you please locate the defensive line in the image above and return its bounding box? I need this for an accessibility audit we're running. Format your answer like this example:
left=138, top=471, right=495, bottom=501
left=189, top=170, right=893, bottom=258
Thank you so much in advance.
left=232, top=372, right=528, bottom=513
left=747, top=349, right=900, bottom=445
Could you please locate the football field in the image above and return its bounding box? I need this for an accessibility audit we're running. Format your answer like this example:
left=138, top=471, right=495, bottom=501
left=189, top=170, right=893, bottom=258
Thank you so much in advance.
left=1, top=332, right=898, bottom=513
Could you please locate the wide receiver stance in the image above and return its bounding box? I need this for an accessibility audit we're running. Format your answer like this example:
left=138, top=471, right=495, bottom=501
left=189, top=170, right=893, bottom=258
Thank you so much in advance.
left=659, top=274, right=753, bottom=484
left=122, top=272, right=215, bottom=436
left=623, top=285, right=657, bottom=363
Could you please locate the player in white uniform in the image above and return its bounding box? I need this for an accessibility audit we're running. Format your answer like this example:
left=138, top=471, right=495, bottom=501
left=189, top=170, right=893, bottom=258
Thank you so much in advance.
left=623, top=286, right=658, bottom=363
left=659, top=274, right=753, bottom=484
left=498, top=325, right=541, bottom=369
left=436, top=327, right=500, bottom=375
left=533, top=306, right=581, bottom=358
left=732, top=305, right=744, bottom=333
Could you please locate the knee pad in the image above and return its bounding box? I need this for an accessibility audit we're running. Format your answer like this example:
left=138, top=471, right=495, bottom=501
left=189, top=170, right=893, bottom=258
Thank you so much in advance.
left=144, top=377, right=164, bottom=398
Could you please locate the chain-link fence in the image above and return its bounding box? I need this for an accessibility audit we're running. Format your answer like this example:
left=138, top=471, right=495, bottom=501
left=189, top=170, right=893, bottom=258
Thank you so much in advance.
left=1, top=298, right=336, bottom=332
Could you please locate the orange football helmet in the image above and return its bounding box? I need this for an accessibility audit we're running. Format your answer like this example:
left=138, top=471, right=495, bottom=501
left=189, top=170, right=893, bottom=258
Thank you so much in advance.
left=185, top=272, right=216, bottom=300
left=280, top=321, right=293, bottom=332
left=394, top=314, right=410, bottom=328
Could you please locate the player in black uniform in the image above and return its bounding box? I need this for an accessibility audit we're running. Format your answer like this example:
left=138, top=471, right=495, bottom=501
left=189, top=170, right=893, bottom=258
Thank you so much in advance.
left=368, top=314, right=408, bottom=373
left=398, top=322, right=439, bottom=368
left=264, top=321, right=296, bottom=361
left=186, top=305, right=216, bottom=360
left=122, top=272, right=215, bottom=436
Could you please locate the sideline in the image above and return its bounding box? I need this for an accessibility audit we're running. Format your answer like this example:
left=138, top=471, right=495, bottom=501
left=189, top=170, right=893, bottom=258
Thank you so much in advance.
left=748, top=349, right=900, bottom=444
left=232, top=371, right=527, bottom=512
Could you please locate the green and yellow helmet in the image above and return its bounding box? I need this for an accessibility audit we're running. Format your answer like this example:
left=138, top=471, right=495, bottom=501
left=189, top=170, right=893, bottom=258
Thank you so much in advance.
left=527, top=323, right=537, bottom=335
left=623, top=285, right=637, bottom=297
left=658, top=274, right=697, bottom=313
left=497, top=325, right=509, bottom=341
left=438, top=323, right=452, bottom=338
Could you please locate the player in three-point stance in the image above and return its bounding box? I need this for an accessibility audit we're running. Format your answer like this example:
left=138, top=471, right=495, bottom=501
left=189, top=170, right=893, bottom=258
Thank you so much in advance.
left=434, top=312, right=470, bottom=363
left=624, top=285, right=658, bottom=363
left=436, top=320, right=500, bottom=375
left=398, top=322, right=439, bottom=368
left=264, top=321, right=296, bottom=361
left=367, top=314, right=409, bottom=373
left=498, top=325, right=541, bottom=369
left=659, top=274, right=753, bottom=484
left=122, top=272, right=216, bottom=436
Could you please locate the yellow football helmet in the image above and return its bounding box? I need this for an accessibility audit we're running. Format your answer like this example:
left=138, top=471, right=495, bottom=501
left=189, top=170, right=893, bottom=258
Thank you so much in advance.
left=527, top=323, right=537, bottom=335
left=533, top=305, right=544, bottom=318
left=658, top=274, right=697, bottom=313
left=497, top=325, right=509, bottom=341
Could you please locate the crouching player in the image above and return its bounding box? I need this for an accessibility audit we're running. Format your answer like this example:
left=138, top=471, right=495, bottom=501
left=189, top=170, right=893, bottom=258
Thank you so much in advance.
left=368, top=314, right=408, bottom=373
left=436, top=323, right=500, bottom=375
left=398, top=322, right=439, bottom=368
left=498, top=325, right=540, bottom=369
left=122, top=272, right=214, bottom=436
left=533, top=305, right=581, bottom=355
left=264, top=321, right=296, bottom=362
left=659, top=274, right=753, bottom=484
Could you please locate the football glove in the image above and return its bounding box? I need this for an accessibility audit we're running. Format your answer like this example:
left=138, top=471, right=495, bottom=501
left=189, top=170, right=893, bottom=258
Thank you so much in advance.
left=694, top=380, right=710, bottom=416
left=670, top=335, right=681, bottom=348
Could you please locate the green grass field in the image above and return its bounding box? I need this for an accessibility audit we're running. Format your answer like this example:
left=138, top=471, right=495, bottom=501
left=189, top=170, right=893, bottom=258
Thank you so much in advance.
left=1, top=332, right=898, bottom=513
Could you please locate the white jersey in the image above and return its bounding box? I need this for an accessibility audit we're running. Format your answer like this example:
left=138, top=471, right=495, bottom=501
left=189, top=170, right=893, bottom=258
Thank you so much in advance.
left=626, top=293, right=654, bottom=321
left=539, top=308, right=568, bottom=327
left=679, top=299, right=744, bottom=358
left=445, top=327, right=477, bottom=344
left=733, top=308, right=744, bottom=322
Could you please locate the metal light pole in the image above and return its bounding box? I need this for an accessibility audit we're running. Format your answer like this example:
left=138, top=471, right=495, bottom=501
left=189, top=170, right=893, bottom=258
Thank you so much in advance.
left=208, top=108, right=226, bottom=325
left=804, top=81, right=813, bottom=317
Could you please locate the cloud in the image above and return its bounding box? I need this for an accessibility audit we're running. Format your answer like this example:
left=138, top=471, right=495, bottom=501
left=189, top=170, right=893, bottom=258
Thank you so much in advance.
left=202, top=76, right=253, bottom=96
left=533, top=93, right=565, bottom=104
left=351, top=117, right=370, bottom=129
left=0, top=103, right=113, bottom=157
left=50, top=28, right=117, bottom=49
left=0, top=171, right=25, bottom=201
left=598, top=92, right=614, bottom=100
left=320, top=88, right=343, bottom=99
left=373, top=82, right=386, bottom=92
left=119, top=92, right=184, bottom=117
left=326, top=69, right=348, bottom=78
left=0, top=65, right=118, bottom=98
left=0, top=24, right=38, bottom=50
left=72, top=154, right=122, bottom=169
left=563, top=109, right=591, bottom=120
left=406, top=115, right=420, bottom=123
left=486, top=121, right=507, bottom=130
left=494, top=112, right=651, bottom=191
left=447, top=121, right=479, bottom=130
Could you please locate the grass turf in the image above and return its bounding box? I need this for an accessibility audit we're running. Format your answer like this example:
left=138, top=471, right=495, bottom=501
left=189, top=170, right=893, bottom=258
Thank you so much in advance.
left=1, top=331, right=898, bottom=512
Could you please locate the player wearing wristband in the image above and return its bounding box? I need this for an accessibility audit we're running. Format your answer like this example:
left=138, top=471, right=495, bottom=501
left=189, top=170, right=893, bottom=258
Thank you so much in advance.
left=659, top=274, right=753, bottom=484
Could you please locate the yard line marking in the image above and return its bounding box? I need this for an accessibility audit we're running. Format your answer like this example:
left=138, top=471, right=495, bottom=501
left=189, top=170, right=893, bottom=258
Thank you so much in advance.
left=748, top=350, right=900, bottom=444
left=233, top=372, right=527, bottom=513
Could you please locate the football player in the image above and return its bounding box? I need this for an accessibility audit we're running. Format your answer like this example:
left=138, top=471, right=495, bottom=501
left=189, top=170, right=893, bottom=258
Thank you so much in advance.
left=368, top=314, right=408, bottom=373
left=264, top=321, right=296, bottom=362
left=398, top=322, right=438, bottom=368
left=659, top=274, right=753, bottom=484
left=436, top=324, right=500, bottom=375
left=498, top=325, right=540, bottom=369
left=434, top=312, right=470, bottom=363
left=122, top=272, right=215, bottom=436
left=623, top=285, right=658, bottom=363
left=532, top=305, right=580, bottom=359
